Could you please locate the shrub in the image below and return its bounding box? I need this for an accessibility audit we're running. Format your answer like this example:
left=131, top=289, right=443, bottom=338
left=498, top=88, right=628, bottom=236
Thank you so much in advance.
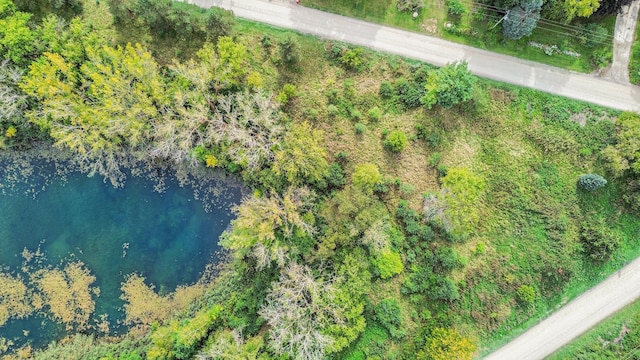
left=397, top=0, right=424, bottom=12
left=379, top=81, right=394, bottom=99
left=368, top=107, right=381, bottom=121
left=580, top=23, right=609, bottom=48
left=578, top=174, right=607, bottom=191
left=278, top=37, right=300, bottom=65
left=384, top=130, right=408, bottom=153
left=374, top=299, right=405, bottom=339
left=580, top=219, right=621, bottom=262
left=355, top=123, right=367, bottom=134
left=275, top=84, right=297, bottom=105
left=447, top=0, right=467, bottom=15
left=340, top=48, right=366, bottom=71
left=326, top=163, right=347, bottom=188
left=516, top=285, right=536, bottom=306
left=418, top=327, right=476, bottom=360
left=372, top=249, right=404, bottom=279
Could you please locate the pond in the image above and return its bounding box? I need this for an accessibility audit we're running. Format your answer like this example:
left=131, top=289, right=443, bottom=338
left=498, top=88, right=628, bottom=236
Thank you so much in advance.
left=0, top=158, right=242, bottom=352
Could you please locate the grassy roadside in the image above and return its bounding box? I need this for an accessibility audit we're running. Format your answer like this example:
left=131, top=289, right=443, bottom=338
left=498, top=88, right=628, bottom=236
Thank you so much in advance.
left=303, top=0, right=615, bottom=73
left=548, top=298, right=640, bottom=359
left=629, top=15, right=640, bottom=84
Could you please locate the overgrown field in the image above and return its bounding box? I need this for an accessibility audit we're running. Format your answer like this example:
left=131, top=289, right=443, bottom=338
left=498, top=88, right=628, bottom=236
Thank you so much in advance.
left=0, top=0, right=639, bottom=359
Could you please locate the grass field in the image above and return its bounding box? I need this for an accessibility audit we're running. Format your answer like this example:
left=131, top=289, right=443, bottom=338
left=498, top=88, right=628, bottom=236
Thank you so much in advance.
left=303, top=0, right=616, bottom=73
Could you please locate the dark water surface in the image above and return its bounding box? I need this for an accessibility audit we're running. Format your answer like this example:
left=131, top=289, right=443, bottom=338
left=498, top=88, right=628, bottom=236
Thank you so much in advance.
left=0, top=162, right=242, bottom=350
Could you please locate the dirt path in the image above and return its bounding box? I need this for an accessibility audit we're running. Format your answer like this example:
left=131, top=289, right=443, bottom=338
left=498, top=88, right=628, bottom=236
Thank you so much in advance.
left=484, top=257, right=640, bottom=360
left=603, top=0, right=640, bottom=83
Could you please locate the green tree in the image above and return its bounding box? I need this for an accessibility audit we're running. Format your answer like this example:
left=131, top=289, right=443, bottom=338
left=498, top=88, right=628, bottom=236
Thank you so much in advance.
left=220, top=187, right=316, bottom=268
left=273, top=122, right=329, bottom=185
left=421, top=62, right=476, bottom=109
left=502, top=0, right=543, bottom=40
left=20, top=43, right=167, bottom=186
left=565, top=0, right=600, bottom=21
left=418, top=327, right=476, bottom=360
left=438, top=167, right=485, bottom=237
left=0, top=0, right=36, bottom=66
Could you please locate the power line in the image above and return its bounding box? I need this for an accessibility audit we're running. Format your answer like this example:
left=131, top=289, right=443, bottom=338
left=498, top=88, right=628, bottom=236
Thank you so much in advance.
left=471, top=1, right=613, bottom=38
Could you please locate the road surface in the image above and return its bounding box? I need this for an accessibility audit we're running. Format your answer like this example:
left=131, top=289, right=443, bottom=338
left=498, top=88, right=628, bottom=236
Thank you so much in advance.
left=485, top=257, right=640, bottom=359
left=189, top=0, right=640, bottom=112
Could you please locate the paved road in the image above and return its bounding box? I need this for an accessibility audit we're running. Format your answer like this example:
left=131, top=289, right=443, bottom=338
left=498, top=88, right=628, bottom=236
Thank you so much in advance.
left=485, top=257, right=640, bottom=360
left=190, top=0, right=640, bottom=112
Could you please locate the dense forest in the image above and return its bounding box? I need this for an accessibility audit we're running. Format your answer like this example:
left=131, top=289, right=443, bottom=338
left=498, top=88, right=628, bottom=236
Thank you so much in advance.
left=0, top=0, right=639, bottom=359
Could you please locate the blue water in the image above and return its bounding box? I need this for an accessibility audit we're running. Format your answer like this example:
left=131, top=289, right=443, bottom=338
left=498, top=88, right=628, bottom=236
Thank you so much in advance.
left=0, top=161, right=242, bottom=350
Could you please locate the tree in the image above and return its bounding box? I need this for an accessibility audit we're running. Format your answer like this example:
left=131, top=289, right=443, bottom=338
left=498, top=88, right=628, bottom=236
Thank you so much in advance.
left=438, top=167, right=485, bottom=237
left=258, top=263, right=340, bottom=360
left=384, top=130, right=408, bottom=152
left=371, top=249, right=404, bottom=279
left=0, top=0, right=36, bottom=66
left=220, top=187, right=316, bottom=268
left=273, top=122, right=329, bottom=185
left=502, top=0, right=543, bottom=40
left=417, top=328, right=476, bottom=360
left=565, top=0, right=600, bottom=20
left=421, top=62, right=476, bottom=109
left=593, top=0, right=632, bottom=16
left=578, top=174, right=607, bottom=191
left=20, top=43, right=167, bottom=186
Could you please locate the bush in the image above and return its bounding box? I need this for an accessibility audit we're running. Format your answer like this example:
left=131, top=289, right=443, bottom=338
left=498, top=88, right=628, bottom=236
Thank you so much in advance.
left=278, top=37, right=300, bottom=65
left=372, top=249, right=404, bottom=279
left=340, top=48, right=366, bottom=71
left=580, top=219, right=621, bottom=262
left=355, top=123, right=367, bottom=134
left=326, top=163, right=346, bottom=188
left=384, top=130, right=408, bottom=153
left=447, top=0, right=467, bottom=15
left=379, top=81, right=394, bottom=99
left=368, top=107, right=381, bottom=121
left=578, top=174, right=607, bottom=191
left=516, top=285, right=536, bottom=306
left=374, top=299, right=405, bottom=339
left=580, top=23, right=609, bottom=48
left=397, top=0, right=424, bottom=12
left=418, top=327, right=476, bottom=360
